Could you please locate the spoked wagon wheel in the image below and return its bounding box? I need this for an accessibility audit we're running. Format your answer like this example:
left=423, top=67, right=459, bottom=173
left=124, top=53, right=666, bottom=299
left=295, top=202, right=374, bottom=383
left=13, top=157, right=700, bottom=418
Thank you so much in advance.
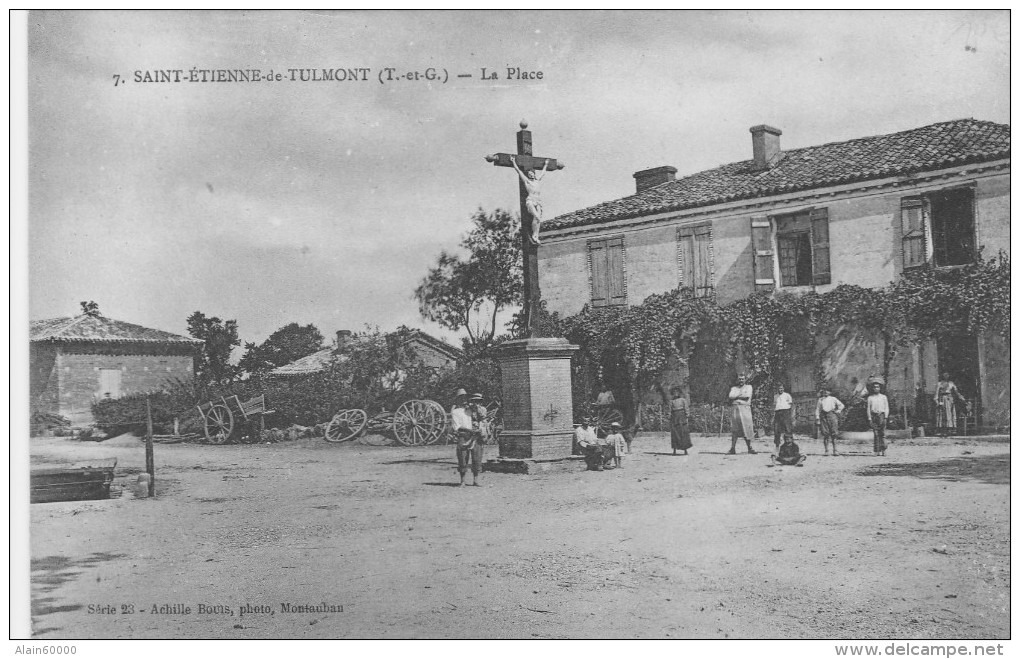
left=324, top=409, right=368, bottom=443
left=393, top=399, right=447, bottom=446
left=204, top=404, right=234, bottom=444
left=593, top=406, right=624, bottom=436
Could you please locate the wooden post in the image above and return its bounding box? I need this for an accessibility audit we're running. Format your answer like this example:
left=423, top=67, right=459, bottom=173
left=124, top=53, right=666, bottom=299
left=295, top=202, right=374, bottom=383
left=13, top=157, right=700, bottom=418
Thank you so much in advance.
left=173, top=416, right=180, bottom=437
left=145, top=396, right=155, bottom=497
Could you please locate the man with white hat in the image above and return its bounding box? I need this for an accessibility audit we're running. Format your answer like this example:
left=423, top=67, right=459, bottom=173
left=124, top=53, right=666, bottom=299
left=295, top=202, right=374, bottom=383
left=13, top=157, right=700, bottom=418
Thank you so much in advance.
left=450, top=390, right=486, bottom=486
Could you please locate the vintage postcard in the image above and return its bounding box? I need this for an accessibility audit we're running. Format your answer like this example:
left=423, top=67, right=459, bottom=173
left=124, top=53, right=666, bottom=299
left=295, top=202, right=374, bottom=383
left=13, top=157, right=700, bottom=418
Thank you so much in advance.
left=16, top=10, right=1011, bottom=648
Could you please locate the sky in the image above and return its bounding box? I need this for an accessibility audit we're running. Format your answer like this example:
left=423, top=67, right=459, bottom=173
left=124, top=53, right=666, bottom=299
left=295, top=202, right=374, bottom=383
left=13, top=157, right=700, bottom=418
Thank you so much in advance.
left=24, top=10, right=1010, bottom=351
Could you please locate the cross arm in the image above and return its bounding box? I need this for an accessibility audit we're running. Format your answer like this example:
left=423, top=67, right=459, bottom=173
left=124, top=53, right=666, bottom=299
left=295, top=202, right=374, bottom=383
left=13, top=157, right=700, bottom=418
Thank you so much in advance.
left=485, top=153, right=565, bottom=171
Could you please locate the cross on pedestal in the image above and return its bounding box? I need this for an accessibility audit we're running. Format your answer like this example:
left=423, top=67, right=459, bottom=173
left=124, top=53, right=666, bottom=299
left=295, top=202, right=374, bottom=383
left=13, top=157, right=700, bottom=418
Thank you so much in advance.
left=486, top=120, right=565, bottom=337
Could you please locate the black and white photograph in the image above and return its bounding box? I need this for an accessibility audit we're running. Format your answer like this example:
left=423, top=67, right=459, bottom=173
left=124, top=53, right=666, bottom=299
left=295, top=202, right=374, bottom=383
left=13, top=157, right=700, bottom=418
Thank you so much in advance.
left=13, top=9, right=1011, bottom=647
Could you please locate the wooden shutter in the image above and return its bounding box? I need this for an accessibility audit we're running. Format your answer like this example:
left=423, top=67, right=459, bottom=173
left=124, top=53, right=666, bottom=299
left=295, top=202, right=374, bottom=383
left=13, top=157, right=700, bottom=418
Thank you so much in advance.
left=900, top=197, right=927, bottom=269
left=589, top=239, right=608, bottom=306
left=99, top=368, right=122, bottom=398
left=694, top=225, right=713, bottom=297
left=606, top=237, right=626, bottom=306
left=809, top=208, right=831, bottom=285
left=750, top=215, right=775, bottom=292
left=677, top=228, right=695, bottom=291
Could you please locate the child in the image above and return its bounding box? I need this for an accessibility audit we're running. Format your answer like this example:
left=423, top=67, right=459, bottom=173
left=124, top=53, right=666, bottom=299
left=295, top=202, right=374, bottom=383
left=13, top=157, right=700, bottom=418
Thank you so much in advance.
left=607, top=422, right=627, bottom=469
left=770, top=435, right=806, bottom=466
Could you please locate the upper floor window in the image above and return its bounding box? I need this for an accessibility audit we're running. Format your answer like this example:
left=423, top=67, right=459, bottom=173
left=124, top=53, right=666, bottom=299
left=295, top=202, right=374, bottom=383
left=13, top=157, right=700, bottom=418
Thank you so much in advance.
left=588, top=236, right=626, bottom=307
left=750, top=208, right=830, bottom=292
left=677, top=224, right=714, bottom=297
left=901, top=187, right=976, bottom=269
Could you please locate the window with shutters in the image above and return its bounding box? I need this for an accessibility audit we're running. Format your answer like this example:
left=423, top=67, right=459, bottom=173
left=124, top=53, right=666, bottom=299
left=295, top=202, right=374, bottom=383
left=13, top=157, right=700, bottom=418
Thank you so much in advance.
left=901, top=188, right=975, bottom=269
left=677, top=224, right=714, bottom=297
left=588, top=236, right=626, bottom=307
left=751, top=208, right=830, bottom=291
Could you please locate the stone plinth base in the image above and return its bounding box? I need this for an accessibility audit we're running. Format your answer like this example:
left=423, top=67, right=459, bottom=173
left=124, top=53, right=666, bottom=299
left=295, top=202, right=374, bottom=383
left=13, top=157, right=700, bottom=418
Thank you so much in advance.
left=499, top=429, right=576, bottom=460
left=483, top=456, right=584, bottom=475
left=496, top=337, right=579, bottom=461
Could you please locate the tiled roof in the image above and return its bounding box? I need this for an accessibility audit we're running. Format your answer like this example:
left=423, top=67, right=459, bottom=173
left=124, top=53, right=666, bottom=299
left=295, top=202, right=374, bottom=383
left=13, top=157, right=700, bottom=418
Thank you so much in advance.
left=547, top=119, right=1010, bottom=230
left=30, top=315, right=202, bottom=344
left=270, top=330, right=462, bottom=377
left=270, top=347, right=334, bottom=377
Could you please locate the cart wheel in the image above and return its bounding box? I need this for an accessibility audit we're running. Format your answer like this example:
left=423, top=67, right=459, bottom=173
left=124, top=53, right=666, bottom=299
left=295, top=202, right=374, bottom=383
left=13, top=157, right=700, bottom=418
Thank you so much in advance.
left=421, top=399, right=448, bottom=445
left=324, top=409, right=368, bottom=443
left=204, top=404, right=234, bottom=444
left=393, top=399, right=446, bottom=446
left=593, top=407, right=624, bottom=436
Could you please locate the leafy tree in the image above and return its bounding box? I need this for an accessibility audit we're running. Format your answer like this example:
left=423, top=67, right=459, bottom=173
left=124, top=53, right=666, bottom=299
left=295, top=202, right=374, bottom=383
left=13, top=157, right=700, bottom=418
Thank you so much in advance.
left=239, top=322, right=325, bottom=382
left=414, top=208, right=522, bottom=346
left=80, top=300, right=101, bottom=317
left=187, top=311, right=240, bottom=386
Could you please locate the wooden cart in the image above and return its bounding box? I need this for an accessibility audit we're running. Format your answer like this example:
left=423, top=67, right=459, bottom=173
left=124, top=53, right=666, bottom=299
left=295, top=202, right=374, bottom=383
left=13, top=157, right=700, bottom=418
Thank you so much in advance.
left=195, top=394, right=275, bottom=444
left=324, top=398, right=503, bottom=447
left=323, top=399, right=448, bottom=446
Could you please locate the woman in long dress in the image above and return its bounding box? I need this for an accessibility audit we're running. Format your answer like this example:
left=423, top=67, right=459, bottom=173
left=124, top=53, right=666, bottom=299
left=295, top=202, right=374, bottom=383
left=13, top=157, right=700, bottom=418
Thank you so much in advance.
left=934, top=372, right=965, bottom=436
left=669, top=386, right=693, bottom=455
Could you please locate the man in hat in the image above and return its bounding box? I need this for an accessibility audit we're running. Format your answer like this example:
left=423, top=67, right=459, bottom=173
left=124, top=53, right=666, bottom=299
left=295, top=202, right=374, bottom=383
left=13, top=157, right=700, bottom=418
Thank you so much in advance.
left=815, top=388, right=845, bottom=456
left=866, top=381, right=890, bottom=456
left=450, top=389, right=484, bottom=486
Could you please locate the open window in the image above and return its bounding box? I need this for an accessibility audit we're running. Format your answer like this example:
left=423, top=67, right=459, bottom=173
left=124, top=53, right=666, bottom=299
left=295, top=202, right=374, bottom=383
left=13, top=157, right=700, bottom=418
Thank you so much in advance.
left=751, top=208, right=830, bottom=291
left=901, top=187, right=976, bottom=269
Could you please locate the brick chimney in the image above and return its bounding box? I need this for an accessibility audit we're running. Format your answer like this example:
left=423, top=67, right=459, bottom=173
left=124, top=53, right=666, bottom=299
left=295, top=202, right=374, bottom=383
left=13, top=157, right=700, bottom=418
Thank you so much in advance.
left=750, top=125, right=782, bottom=171
left=633, top=165, right=677, bottom=193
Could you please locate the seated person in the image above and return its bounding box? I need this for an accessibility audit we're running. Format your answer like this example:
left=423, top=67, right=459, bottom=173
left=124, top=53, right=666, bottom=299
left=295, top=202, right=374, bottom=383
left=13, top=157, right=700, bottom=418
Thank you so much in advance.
left=573, top=418, right=597, bottom=455
left=770, top=435, right=806, bottom=467
left=575, top=418, right=609, bottom=471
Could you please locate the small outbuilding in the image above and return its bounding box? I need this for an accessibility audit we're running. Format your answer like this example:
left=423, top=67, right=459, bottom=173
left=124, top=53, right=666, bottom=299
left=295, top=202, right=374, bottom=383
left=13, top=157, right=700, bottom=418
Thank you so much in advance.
left=30, top=314, right=202, bottom=425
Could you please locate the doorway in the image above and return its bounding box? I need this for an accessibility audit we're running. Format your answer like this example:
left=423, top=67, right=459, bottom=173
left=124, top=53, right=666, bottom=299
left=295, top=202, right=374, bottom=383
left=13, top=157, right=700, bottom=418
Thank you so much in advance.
left=936, top=335, right=981, bottom=424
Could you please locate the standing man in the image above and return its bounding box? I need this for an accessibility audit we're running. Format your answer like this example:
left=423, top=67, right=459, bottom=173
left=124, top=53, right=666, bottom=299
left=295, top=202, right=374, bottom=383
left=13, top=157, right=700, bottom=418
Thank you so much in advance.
left=773, top=383, right=794, bottom=450
left=867, top=382, right=890, bottom=456
left=450, top=389, right=484, bottom=487
left=728, top=374, right=757, bottom=455
left=815, top=388, right=845, bottom=456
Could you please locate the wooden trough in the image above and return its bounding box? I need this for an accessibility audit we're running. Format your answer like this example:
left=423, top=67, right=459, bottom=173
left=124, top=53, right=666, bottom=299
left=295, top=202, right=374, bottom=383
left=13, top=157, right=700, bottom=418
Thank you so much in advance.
left=30, top=458, right=117, bottom=504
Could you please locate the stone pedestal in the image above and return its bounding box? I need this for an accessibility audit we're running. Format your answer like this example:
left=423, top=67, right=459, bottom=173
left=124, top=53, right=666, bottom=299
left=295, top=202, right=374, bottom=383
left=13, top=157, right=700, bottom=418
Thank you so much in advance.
left=495, top=337, right=579, bottom=460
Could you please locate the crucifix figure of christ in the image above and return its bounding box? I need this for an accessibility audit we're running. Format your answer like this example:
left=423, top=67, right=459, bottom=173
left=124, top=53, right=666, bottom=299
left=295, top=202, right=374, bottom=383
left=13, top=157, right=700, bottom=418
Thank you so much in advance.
left=486, top=120, right=565, bottom=337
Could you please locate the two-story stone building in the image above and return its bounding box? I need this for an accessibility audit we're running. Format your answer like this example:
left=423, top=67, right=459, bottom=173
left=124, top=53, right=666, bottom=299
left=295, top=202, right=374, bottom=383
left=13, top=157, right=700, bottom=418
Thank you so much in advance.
left=540, top=119, right=1009, bottom=429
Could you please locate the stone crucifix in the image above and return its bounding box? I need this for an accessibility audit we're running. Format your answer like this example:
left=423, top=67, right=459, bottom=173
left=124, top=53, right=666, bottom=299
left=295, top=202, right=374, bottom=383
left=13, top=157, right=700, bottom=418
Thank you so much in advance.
left=486, top=120, right=565, bottom=337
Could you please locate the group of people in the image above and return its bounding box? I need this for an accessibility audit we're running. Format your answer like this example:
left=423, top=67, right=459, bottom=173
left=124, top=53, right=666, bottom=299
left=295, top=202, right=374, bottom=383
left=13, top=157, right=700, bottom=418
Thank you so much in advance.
left=451, top=370, right=968, bottom=482
left=573, top=418, right=628, bottom=471
left=449, top=388, right=490, bottom=487
left=665, top=375, right=897, bottom=466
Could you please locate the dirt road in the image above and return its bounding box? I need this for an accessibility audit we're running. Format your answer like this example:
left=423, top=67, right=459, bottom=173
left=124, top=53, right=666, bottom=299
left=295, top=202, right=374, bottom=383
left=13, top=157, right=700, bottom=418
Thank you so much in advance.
left=27, top=432, right=1009, bottom=639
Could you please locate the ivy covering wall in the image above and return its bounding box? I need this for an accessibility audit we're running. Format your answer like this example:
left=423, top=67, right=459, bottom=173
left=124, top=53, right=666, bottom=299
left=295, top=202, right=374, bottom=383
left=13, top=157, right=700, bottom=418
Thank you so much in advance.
left=553, top=255, right=1009, bottom=429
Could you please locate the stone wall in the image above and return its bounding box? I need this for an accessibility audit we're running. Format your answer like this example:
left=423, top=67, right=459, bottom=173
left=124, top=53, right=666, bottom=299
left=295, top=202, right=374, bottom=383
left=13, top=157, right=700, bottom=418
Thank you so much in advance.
left=29, top=343, right=60, bottom=416
left=56, top=346, right=195, bottom=424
